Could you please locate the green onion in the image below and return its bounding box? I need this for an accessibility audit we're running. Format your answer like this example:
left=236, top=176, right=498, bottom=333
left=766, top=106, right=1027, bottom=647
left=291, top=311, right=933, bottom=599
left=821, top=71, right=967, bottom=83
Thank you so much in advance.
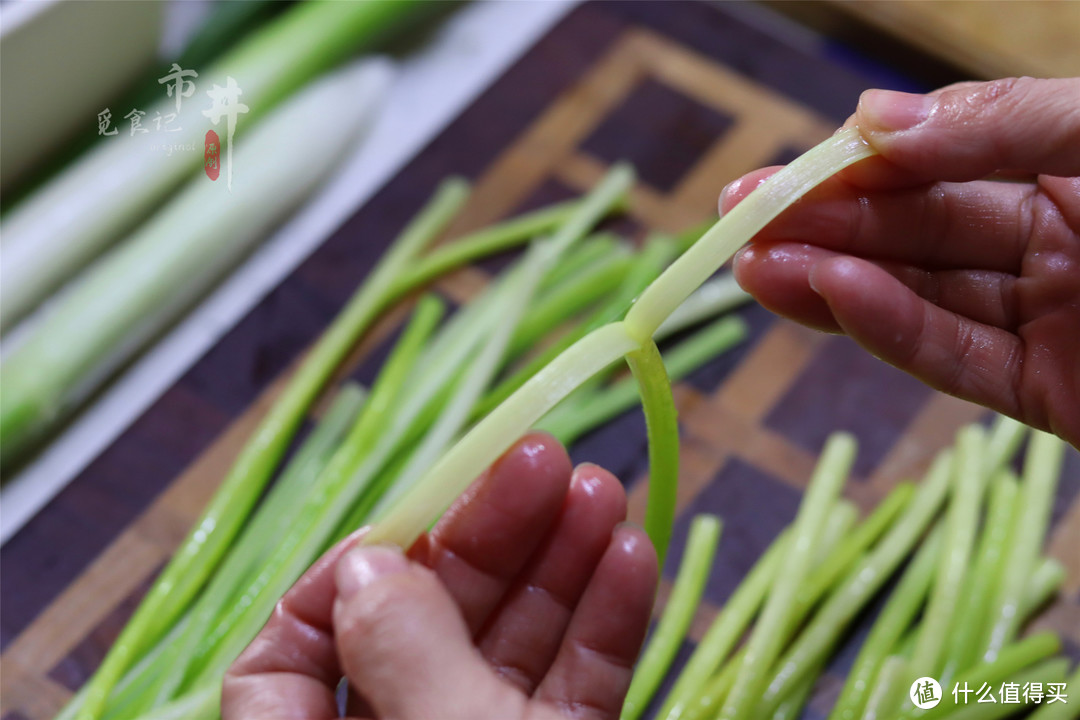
left=539, top=233, right=627, bottom=291
left=861, top=656, right=909, bottom=720
left=904, top=633, right=1063, bottom=720
left=0, top=0, right=284, bottom=213
left=656, top=273, right=752, bottom=338
left=719, top=432, right=856, bottom=720
left=144, top=382, right=368, bottom=707
left=179, top=172, right=632, bottom=694
left=67, top=173, right=468, bottom=720
left=1027, top=663, right=1080, bottom=720
left=622, top=514, right=723, bottom=720
left=911, top=425, right=988, bottom=681
left=984, top=415, right=1028, bottom=473
left=131, top=684, right=220, bottom=720
left=364, top=167, right=640, bottom=546
left=507, top=251, right=635, bottom=359
left=652, top=417, right=1066, bottom=720
left=829, top=527, right=943, bottom=720
left=1023, top=558, right=1066, bottom=616
left=540, top=165, right=636, bottom=258
left=653, top=315, right=749, bottom=375
left=1, top=59, right=388, bottom=469
left=386, top=200, right=584, bottom=296
left=537, top=315, right=747, bottom=445
left=658, top=532, right=790, bottom=720
left=187, top=293, right=448, bottom=688
left=982, top=431, right=1066, bottom=661
left=154, top=296, right=463, bottom=711
left=626, top=338, right=682, bottom=566
left=797, top=484, right=914, bottom=612
left=69, top=127, right=882, bottom=720
left=935, top=659, right=1070, bottom=720
left=0, top=0, right=431, bottom=330
left=769, top=662, right=820, bottom=720
left=55, top=609, right=194, bottom=720
left=623, top=129, right=875, bottom=341
left=367, top=320, right=639, bottom=548
left=371, top=242, right=563, bottom=519
left=815, top=501, right=859, bottom=567
left=366, top=128, right=876, bottom=550
left=688, top=652, right=745, bottom=720
left=757, top=448, right=954, bottom=716
left=944, top=470, right=1019, bottom=679
left=475, top=235, right=675, bottom=420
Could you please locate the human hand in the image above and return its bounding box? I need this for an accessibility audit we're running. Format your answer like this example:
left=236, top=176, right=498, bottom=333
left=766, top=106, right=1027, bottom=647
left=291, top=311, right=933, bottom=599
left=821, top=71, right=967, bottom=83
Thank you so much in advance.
left=222, top=432, right=658, bottom=720
left=728, top=77, right=1080, bottom=447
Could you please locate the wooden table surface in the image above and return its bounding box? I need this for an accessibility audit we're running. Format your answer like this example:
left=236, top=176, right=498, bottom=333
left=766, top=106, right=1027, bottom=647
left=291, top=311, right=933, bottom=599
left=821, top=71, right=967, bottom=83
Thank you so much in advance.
left=827, top=0, right=1080, bottom=80
left=2, top=3, right=1077, bottom=719
left=774, top=0, right=1080, bottom=81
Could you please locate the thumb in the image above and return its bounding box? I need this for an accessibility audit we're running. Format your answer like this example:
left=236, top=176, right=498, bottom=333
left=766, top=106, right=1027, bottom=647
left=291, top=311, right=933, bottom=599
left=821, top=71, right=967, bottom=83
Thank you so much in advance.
left=333, top=545, right=524, bottom=720
left=854, top=77, right=1080, bottom=179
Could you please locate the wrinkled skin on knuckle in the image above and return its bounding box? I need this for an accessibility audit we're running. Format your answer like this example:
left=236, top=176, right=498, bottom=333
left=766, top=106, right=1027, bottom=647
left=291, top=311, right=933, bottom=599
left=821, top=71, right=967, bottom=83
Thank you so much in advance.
left=1015, top=180, right=1080, bottom=446
left=936, top=77, right=1080, bottom=173
left=945, top=77, right=1024, bottom=117
left=929, top=78, right=1024, bottom=166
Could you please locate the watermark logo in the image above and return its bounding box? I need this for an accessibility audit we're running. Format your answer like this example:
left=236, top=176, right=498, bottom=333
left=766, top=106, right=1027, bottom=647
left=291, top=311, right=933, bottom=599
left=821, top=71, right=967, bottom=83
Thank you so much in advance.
left=158, top=62, right=197, bottom=113
left=911, top=677, right=942, bottom=710
left=97, top=63, right=246, bottom=188
left=97, top=108, right=118, bottom=136
left=953, top=680, right=1068, bottom=706
left=201, top=76, right=248, bottom=190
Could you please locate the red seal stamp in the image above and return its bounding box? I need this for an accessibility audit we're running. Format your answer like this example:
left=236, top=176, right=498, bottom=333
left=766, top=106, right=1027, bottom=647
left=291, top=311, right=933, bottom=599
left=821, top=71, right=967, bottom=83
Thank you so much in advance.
left=204, top=130, right=220, bottom=181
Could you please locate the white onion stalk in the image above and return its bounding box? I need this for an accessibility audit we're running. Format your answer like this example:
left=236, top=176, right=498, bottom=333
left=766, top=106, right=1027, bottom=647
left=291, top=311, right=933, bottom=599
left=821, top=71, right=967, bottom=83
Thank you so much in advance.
left=0, top=60, right=390, bottom=468
left=0, top=0, right=422, bottom=330
left=656, top=273, right=751, bottom=338
left=366, top=128, right=877, bottom=549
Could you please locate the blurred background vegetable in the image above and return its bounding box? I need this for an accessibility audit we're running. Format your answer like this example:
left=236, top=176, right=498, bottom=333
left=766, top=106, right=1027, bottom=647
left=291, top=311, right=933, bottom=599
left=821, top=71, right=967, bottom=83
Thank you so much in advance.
left=0, top=59, right=390, bottom=469
left=0, top=0, right=445, bottom=472
left=0, top=0, right=286, bottom=211
left=1, top=0, right=435, bottom=332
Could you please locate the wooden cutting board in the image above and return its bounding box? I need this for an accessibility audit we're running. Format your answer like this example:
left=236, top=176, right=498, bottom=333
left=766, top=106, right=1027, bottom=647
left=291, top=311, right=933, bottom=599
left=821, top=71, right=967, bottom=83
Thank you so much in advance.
left=3, top=3, right=1077, bottom=718
left=824, top=0, right=1080, bottom=80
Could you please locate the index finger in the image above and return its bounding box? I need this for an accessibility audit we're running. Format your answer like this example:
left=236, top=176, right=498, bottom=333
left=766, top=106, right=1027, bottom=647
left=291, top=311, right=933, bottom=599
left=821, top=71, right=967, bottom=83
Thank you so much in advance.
left=845, top=77, right=1080, bottom=189
left=721, top=167, right=1035, bottom=273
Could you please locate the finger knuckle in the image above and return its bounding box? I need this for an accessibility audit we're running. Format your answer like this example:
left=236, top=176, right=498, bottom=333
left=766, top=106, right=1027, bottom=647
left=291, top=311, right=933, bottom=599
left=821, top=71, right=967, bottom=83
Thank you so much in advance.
left=932, top=77, right=1047, bottom=166
left=936, top=77, right=1041, bottom=125
left=944, top=323, right=980, bottom=396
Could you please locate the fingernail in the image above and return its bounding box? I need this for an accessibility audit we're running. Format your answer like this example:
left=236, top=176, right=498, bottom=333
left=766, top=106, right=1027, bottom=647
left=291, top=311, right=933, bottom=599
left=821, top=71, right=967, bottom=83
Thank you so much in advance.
left=717, top=181, right=733, bottom=217
left=517, top=433, right=551, bottom=460
left=718, top=176, right=753, bottom=215
left=571, top=463, right=606, bottom=496
left=336, top=545, right=408, bottom=600
left=859, top=89, right=932, bottom=131
left=614, top=521, right=658, bottom=560
left=572, top=461, right=602, bottom=480
left=808, top=262, right=826, bottom=296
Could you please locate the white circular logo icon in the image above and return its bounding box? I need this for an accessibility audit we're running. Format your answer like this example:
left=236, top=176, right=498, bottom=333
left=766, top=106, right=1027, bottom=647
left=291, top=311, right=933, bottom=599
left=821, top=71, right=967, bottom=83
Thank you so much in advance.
left=910, top=677, right=942, bottom=709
